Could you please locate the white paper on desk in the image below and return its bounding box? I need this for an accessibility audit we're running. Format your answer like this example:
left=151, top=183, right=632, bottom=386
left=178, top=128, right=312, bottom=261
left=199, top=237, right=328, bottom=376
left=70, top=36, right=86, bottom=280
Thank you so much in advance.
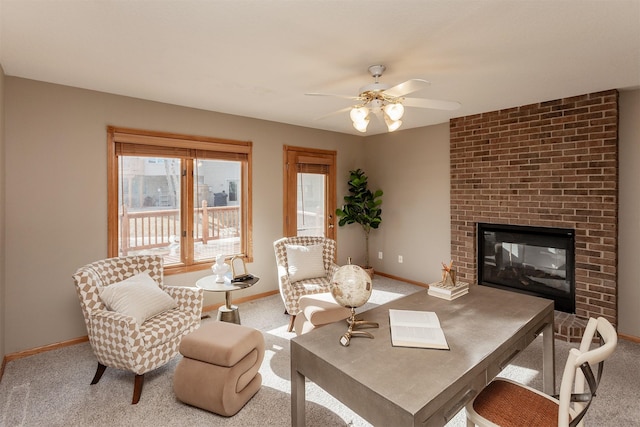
left=389, top=309, right=450, bottom=350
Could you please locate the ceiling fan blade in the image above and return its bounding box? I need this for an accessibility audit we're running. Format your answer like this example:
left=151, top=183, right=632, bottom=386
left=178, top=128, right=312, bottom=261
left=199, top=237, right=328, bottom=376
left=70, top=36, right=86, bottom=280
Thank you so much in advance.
left=314, top=106, right=352, bottom=121
left=305, top=92, right=361, bottom=101
left=384, top=79, right=431, bottom=98
left=402, top=97, right=462, bottom=111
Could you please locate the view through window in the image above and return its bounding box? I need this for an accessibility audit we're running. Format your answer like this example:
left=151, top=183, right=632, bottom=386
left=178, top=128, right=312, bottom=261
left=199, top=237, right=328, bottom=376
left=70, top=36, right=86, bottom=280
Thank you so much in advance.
left=296, top=172, right=326, bottom=236
left=108, top=127, right=252, bottom=273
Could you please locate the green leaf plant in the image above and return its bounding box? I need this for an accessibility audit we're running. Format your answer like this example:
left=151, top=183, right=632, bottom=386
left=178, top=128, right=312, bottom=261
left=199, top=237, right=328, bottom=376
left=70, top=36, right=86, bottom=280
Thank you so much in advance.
left=335, top=169, right=383, bottom=268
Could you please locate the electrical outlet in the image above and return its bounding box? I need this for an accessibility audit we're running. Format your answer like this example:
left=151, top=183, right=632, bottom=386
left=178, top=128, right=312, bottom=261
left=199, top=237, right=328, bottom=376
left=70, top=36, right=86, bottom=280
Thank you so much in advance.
left=378, top=251, right=383, bottom=260
left=398, top=255, right=403, bottom=263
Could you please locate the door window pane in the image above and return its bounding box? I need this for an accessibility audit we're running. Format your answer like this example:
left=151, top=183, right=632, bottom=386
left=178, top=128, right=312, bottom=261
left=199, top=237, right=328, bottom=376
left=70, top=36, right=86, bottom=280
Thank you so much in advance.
left=297, top=172, right=325, bottom=236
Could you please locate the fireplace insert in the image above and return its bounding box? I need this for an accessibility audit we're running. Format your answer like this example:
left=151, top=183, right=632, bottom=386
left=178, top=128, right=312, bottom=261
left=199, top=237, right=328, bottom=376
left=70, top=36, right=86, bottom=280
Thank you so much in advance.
left=477, top=223, right=575, bottom=313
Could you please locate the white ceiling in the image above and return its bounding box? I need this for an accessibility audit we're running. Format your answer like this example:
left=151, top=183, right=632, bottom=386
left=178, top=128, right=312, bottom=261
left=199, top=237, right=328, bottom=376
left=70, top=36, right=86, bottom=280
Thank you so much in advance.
left=1, top=0, right=639, bottom=136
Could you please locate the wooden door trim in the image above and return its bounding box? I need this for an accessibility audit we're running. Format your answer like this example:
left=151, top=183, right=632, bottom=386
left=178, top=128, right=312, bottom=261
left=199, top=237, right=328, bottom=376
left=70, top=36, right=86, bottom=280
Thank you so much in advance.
left=282, top=145, right=336, bottom=239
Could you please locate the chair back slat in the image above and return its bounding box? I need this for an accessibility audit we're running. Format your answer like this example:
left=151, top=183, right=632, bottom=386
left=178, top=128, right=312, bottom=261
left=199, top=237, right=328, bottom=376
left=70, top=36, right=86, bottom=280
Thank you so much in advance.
left=558, top=317, right=618, bottom=427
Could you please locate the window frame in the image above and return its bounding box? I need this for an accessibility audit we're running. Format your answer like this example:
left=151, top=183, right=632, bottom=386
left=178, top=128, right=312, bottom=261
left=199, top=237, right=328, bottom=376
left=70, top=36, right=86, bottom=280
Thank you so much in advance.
left=107, top=126, right=253, bottom=274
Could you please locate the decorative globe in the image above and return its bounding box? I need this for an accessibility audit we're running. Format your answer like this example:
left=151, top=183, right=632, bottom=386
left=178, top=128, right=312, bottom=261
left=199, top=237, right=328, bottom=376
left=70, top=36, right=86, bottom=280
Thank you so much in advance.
left=331, top=264, right=373, bottom=308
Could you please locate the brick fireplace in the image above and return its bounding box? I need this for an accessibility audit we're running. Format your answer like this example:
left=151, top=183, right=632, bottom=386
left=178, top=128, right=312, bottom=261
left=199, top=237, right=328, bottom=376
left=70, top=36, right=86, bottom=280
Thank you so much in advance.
left=449, top=90, right=618, bottom=342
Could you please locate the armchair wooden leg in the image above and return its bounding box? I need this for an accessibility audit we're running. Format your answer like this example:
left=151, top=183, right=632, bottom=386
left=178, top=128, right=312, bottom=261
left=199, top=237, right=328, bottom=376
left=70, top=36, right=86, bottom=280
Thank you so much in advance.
left=287, top=315, right=296, bottom=332
left=90, top=363, right=107, bottom=385
left=132, top=374, right=144, bottom=404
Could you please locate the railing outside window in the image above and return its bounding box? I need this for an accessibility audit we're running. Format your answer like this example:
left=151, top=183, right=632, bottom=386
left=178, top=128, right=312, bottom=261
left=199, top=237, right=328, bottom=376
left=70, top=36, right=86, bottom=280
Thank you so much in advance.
left=120, top=203, right=240, bottom=255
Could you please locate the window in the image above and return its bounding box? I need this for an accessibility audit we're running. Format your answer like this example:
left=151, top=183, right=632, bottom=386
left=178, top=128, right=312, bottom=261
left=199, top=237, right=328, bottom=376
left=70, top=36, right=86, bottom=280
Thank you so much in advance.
left=107, top=126, right=252, bottom=274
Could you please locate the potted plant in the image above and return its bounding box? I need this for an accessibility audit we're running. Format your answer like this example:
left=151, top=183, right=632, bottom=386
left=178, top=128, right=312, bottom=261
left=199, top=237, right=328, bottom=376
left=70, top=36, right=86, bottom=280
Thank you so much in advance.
left=335, top=169, right=383, bottom=274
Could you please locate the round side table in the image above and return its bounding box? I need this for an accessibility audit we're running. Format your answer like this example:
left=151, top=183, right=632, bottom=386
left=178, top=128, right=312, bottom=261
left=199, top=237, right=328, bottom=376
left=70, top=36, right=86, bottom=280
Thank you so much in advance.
left=195, top=275, right=259, bottom=324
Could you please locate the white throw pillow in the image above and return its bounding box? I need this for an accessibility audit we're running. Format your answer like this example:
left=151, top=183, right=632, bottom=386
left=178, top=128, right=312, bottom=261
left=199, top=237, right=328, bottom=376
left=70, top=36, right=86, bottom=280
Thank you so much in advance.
left=99, top=272, right=177, bottom=325
left=286, top=244, right=326, bottom=282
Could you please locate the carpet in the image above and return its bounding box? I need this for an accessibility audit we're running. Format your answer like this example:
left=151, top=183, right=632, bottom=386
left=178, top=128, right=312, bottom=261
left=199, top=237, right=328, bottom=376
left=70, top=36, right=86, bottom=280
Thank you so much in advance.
left=1, top=276, right=638, bottom=426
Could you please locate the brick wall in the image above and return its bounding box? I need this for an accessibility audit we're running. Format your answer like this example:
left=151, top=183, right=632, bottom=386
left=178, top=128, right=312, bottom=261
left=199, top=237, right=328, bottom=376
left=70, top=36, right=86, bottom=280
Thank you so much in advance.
left=449, top=90, right=618, bottom=341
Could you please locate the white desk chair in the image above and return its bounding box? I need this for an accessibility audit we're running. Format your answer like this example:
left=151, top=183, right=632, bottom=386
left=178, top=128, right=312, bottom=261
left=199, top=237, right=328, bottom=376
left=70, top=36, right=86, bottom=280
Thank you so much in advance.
left=465, top=316, right=617, bottom=427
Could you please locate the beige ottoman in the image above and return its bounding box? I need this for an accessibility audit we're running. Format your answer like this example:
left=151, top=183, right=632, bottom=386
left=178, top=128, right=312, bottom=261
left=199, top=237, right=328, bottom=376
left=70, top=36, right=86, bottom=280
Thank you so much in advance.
left=173, top=321, right=265, bottom=416
left=294, top=292, right=352, bottom=335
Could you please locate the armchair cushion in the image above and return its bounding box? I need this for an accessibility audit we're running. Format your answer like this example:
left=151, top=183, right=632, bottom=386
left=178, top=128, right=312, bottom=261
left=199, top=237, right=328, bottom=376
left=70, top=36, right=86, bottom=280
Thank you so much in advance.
left=99, top=272, right=177, bottom=325
left=138, top=309, right=194, bottom=348
left=286, top=244, right=326, bottom=282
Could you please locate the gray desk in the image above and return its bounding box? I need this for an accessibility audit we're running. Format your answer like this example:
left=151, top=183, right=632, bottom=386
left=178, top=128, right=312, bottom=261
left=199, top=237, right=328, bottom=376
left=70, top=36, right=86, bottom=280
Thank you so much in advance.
left=291, top=285, right=555, bottom=427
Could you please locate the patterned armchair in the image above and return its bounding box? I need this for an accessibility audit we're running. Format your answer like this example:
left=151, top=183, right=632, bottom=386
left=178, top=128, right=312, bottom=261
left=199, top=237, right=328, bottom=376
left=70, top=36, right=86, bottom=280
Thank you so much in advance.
left=273, top=236, right=340, bottom=332
left=72, top=255, right=203, bottom=404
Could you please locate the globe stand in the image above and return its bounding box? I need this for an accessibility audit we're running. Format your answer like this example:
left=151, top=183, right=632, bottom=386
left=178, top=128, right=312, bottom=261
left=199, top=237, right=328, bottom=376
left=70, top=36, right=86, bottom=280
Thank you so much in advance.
left=339, top=307, right=379, bottom=347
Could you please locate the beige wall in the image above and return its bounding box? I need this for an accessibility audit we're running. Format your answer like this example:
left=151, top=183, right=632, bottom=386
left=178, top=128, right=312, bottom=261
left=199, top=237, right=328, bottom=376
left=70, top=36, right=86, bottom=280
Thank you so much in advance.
left=3, top=77, right=365, bottom=353
left=2, top=77, right=639, bottom=355
left=618, top=89, right=640, bottom=337
left=362, top=124, right=451, bottom=284
left=0, top=64, right=6, bottom=360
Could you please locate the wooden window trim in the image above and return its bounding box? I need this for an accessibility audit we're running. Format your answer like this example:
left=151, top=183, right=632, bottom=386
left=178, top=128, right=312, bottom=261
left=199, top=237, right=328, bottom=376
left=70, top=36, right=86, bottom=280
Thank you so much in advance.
left=107, top=126, right=253, bottom=275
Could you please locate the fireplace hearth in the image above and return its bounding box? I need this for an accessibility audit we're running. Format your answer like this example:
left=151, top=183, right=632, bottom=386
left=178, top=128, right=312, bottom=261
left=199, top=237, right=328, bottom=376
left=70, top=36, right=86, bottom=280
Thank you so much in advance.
left=477, top=223, right=575, bottom=313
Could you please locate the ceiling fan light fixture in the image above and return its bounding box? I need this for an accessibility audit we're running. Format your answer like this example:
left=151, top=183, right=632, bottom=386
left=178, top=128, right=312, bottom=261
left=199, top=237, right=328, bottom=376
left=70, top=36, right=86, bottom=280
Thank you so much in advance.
left=384, top=115, right=402, bottom=132
left=308, top=64, right=458, bottom=134
left=350, top=106, right=369, bottom=122
left=384, top=103, right=404, bottom=121
left=353, top=118, right=369, bottom=133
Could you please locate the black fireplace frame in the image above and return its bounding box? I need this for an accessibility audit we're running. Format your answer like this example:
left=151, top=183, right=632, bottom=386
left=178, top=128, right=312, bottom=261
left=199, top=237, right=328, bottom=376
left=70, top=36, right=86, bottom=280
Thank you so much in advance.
left=477, top=222, right=576, bottom=313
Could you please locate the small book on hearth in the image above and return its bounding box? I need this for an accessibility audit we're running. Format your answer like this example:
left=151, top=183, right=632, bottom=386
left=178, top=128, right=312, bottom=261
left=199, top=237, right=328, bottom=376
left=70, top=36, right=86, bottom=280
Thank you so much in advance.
left=428, top=281, right=469, bottom=301
left=388, top=309, right=449, bottom=350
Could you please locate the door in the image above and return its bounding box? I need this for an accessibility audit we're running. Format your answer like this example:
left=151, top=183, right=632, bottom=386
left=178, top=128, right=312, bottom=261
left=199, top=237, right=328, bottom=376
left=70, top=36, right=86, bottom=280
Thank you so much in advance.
left=283, top=146, right=336, bottom=239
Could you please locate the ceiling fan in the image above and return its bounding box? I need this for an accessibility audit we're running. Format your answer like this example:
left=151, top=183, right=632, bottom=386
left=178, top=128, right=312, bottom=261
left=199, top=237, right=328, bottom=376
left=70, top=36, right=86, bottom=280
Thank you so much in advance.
left=307, top=65, right=461, bottom=133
